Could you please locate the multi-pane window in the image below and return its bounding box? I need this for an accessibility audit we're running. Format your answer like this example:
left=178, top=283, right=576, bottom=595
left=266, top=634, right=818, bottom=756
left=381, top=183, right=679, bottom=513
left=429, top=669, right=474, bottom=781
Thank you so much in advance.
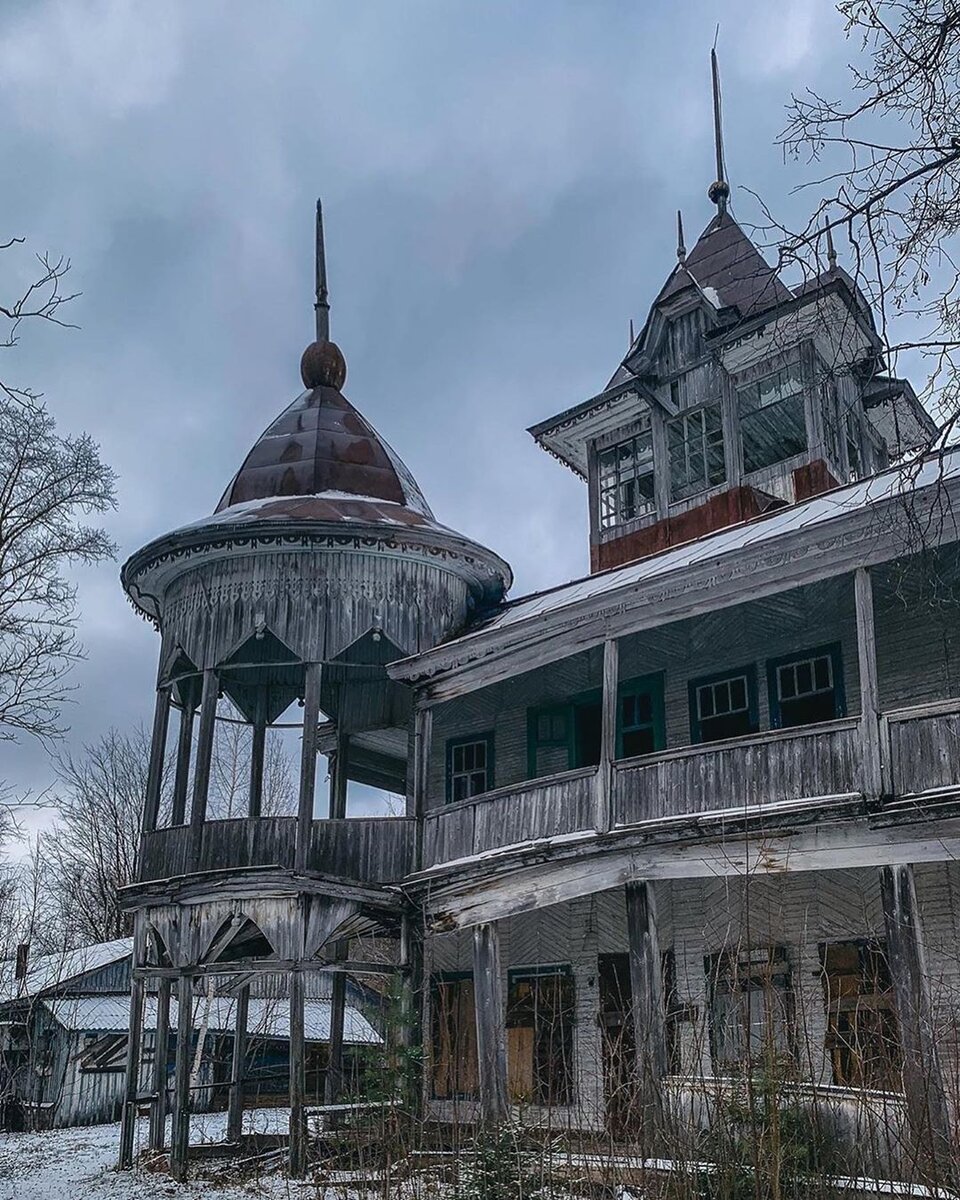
left=845, top=410, right=863, bottom=480
left=432, top=974, right=478, bottom=1098
left=708, top=947, right=793, bottom=1071
left=621, top=688, right=658, bottom=757
left=821, top=377, right=844, bottom=470
left=691, top=668, right=757, bottom=743
left=668, top=403, right=726, bottom=501
left=507, top=966, right=575, bottom=1106
left=446, top=734, right=494, bottom=803
left=820, top=941, right=900, bottom=1090
left=769, top=645, right=844, bottom=728
left=738, top=361, right=808, bottom=474
left=597, top=430, right=655, bottom=530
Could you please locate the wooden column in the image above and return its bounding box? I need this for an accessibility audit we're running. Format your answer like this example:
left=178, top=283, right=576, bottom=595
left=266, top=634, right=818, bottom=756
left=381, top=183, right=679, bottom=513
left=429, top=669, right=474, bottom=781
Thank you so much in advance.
left=626, top=880, right=667, bottom=1134
left=399, top=911, right=424, bottom=1115
left=170, top=975, right=193, bottom=1182
left=324, top=957, right=347, bottom=1106
left=596, top=639, right=619, bottom=833
left=328, top=732, right=349, bottom=820
left=473, top=922, right=508, bottom=1123
left=170, top=703, right=195, bottom=826
left=880, top=864, right=955, bottom=1179
left=855, top=567, right=883, bottom=797
left=226, top=983, right=249, bottom=1144
left=408, top=705, right=432, bottom=869
left=248, top=690, right=267, bottom=819
left=118, top=976, right=145, bottom=1168
left=295, top=663, right=322, bottom=873
left=189, top=669, right=218, bottom=866
left=288, top=970, right=307, bottom=1178
left=141, top=688, right=171, bottom=836
left=148, top=977, right=171, bottom=1151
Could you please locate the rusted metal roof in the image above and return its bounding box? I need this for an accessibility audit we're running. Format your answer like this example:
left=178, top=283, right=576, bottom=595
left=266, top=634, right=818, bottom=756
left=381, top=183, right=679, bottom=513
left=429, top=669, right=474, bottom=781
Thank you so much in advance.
left=216, top=384, right=434, bottom=519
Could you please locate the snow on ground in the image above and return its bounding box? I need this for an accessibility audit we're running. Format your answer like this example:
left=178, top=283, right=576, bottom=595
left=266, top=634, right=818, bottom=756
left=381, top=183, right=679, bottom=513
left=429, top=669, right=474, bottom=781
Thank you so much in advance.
left=0, top=1109, right=317, bottom=1200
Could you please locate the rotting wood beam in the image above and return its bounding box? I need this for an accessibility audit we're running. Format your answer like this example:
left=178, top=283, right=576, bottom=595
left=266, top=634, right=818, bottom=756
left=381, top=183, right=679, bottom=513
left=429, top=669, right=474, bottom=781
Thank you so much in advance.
left=296, top=663, right=322, bottom=874
left=148, top=977, right=171, bottom=1151
left=142, top=688, right=171, bottom=837
left=324, top=951, right=347, bottom=1107
left=170, top=975, right=193, bottom=1182
left=170, top=704, right=194, bottom=826
left=473, top=922, right=508, bottom=1123
left=855, top=567, right=883, bottom=797
left=189, top=669, right=218, bottom=868
left=288, top=970, right=307, bottom=1178
left=596, top=638, right=619, bottom=833
left=226, top=983, right=249, bottom=1144
left=625, top=880, right=667, bottom=1145
left=134, top=957, right=406, bottom=980
left=248, top=690, right=266, bottom=819
left=879, top=864, right=956, bottom=1184
left=410, top=705, right=432, bottom=869
left=118, top=976, right=145, bottom=1168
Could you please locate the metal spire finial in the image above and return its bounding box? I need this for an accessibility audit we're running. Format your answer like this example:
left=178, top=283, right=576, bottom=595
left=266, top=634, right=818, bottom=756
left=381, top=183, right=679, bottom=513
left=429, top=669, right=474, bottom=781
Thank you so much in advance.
left=314, top=197, right=330, bottom=344
left=707, top=47, right=730, bottom=213
left=629, top=318, right=635, bottom=348
left=825, top=218, right=838, bottom=272
left=677, top=210, right=686, bottom=262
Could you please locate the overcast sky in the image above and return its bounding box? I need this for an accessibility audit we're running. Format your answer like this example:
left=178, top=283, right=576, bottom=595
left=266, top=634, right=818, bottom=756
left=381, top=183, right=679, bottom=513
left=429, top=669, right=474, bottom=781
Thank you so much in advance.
left=0, top=0, right=853, bottom=828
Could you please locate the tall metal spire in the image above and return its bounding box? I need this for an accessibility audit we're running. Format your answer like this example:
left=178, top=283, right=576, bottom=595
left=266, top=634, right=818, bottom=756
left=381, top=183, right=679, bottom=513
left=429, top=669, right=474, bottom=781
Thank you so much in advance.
left=708, top=48, right=730, bottom=214
left=314, top=197, right=330, bottom=343
left=677, top=210, right=686, bottom=262
left=825, top=218, right=838, bottom=272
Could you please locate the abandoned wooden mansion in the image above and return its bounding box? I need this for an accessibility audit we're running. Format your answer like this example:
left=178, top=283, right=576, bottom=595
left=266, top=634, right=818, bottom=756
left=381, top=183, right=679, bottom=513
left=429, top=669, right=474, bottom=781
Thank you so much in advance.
left=118, top=151, right=960, bottom=1180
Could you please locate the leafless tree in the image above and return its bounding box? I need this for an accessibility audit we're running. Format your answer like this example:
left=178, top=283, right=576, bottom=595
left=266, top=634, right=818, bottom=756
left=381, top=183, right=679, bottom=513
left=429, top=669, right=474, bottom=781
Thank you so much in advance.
left=209, top=715, right=297, bottom=819
left=0, top=237, right=116, bottom=746
left=773, top=1, right=960, bottom=438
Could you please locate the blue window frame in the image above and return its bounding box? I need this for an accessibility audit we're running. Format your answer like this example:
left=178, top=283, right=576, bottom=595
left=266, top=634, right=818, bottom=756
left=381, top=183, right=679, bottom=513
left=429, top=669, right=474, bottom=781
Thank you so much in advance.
left=767, top=643, right=845, bottom=729
left=446, top=733, right=495, bottom=804
left=689, top=665, right=758, bottom=744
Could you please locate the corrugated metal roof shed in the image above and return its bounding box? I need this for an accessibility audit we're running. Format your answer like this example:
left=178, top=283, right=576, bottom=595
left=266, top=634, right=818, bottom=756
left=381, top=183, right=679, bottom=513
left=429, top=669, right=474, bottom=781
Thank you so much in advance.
left=0, top=939, right=133, bottom=1004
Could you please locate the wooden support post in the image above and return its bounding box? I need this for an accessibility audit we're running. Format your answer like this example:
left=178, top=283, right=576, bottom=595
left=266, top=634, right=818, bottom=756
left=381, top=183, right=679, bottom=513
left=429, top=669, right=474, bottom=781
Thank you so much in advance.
left=408, top=705, right=432, bottom=868
left=170, top=975, right=193, bottom=1183
left=148, top=977, right=171, bottom=1151
left=473, top=922, right=508, bottom=1124
left=596, top=638, right=619, bottom=833
left=170, top=703, right=194, bottom=826
left=398, top=911, right=424, bottom=1115
left=288, top=971, right=307, bottom=1178
left=226, top=983, right=249, bottom=1144
left=142, top=688, right=171, bottom=836
left=248, top=691, right=266, bottom=819
left=328, top=732, right=348, bottom=820
left=324, top=954, right=347, bottom=1107
left=189, top=669, right=218, bottom=866
left=626, top=880, right=668, bottom=1126
left=880, top=864, right=956, bottom=1180
left=296, top=663, right=322, bottom=873
left=118, top=976, right=145, bottom=1168
left=855, top=567, right=883, bottom=797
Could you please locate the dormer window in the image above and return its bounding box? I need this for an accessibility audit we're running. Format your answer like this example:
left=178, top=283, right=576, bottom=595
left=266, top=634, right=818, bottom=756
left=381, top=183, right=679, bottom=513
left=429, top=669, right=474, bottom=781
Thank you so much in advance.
left=668, top=403, right=725, bottom=501
left=598, top=430, right=655, bottom=529
left=737, top=361, right=807, bottom=474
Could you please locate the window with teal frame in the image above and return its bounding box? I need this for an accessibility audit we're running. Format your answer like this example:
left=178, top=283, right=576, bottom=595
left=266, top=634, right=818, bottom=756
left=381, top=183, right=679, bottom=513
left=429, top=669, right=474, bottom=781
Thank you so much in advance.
left=527, top=673, right=665, bottom=778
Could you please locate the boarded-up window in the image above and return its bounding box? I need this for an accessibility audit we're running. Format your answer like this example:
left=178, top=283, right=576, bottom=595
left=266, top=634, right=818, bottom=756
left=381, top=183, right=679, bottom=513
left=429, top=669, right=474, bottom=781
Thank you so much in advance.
left=821, top=940, right=901, bottom=1090
left=708, top=946, right=793, bottom=1071
left=431, top=974, right=478, bottom=1099
left=507, top=966, right=574, bottom=1106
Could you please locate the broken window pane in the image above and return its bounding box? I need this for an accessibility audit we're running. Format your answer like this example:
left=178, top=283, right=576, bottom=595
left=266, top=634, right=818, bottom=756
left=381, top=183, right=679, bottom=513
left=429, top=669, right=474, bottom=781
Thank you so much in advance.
left=692, top=669, right=757, bottom=743
left=668, top=403, right=726, bottom=501
left=738, top=362, right=808, bottom=473
left=446, top=734, right=493, bottom=803
left=772, top=647, right=842, bottom=728
left=709, top=947, right=793, bottom=1071
left=507, top=966, right=575, bottom=1105
left=597, top=429, right=655, bottom=529
left=821, top=941, right=901, bottom=1090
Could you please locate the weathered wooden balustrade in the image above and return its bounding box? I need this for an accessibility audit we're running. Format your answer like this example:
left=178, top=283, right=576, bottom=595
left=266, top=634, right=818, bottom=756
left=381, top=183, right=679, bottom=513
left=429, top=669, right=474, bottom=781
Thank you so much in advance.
left=884, top=697, right=960, bottom=796
left=139, top=815, right=415, bottom=883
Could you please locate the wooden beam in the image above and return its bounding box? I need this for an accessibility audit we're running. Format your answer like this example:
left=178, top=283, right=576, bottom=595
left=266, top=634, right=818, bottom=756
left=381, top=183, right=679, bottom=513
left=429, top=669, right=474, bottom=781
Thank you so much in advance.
left=855, top=567, right=882, bottom=797
left=118, top=976, right=145, bottom=1168
left=324, top=953, right=347, bottom=1107
left=170, top=975, right=193, bottom=1182
left=135, top=957, right=405, bottom=980
left=596, top=639, right=619, bottom=833
left=879, top=864, right=956, bottom=1181
left=296, top=664, right=322, bottom=874
left=226, top=983, right=249, bottom=1144
left=248, top=691, right=266, bottom=819
left=473, top=922, right=508, bottom=1123
left=329, top=733, right=349, bottom=820
left=399, top=911, right=424, bottom=1116
left=625, top=880, right=667, bottom=1135
left=170, top=704, right=194, bottom=826
left=410, top=706, right=432, bottom=868
left=189, top=669, right=218, bottom=866
left=148, top=977, right=171, bottom=1151
left=141, top=688, right=170, bottom=837
left=288, top=971, right=307, bottom=1178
